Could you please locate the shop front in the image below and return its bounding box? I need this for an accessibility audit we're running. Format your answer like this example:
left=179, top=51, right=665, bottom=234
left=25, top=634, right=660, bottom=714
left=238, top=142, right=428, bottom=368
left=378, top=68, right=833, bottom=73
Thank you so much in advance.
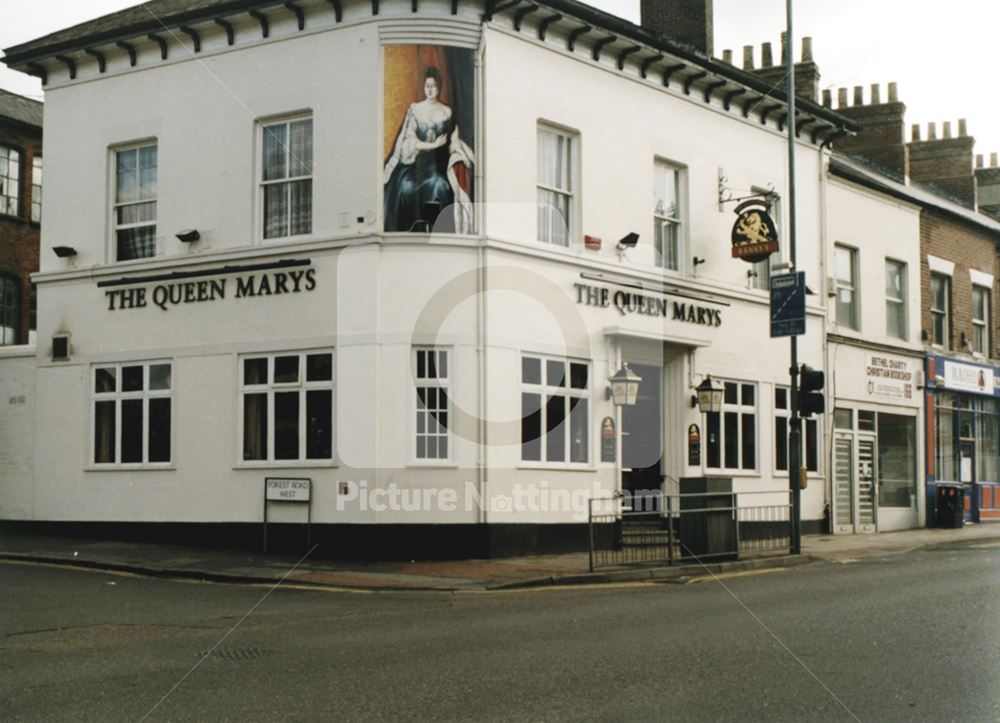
left=926, top=355, right=1000, bottom=524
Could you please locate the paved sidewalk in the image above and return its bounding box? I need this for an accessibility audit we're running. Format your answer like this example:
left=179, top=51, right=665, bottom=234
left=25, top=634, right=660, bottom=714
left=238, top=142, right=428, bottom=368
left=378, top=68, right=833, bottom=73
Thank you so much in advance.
left=2, top=523, right=998, bottom=592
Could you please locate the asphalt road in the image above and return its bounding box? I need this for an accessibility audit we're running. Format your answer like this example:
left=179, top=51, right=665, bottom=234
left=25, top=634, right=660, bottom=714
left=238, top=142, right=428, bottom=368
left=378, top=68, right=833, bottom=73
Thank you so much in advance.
left=2, top=544, right=999, bottom=722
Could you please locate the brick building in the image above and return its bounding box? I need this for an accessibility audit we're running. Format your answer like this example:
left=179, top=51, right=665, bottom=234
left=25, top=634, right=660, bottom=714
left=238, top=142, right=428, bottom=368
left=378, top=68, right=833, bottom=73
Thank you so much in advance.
left=0, top=88, right=42, bottom=346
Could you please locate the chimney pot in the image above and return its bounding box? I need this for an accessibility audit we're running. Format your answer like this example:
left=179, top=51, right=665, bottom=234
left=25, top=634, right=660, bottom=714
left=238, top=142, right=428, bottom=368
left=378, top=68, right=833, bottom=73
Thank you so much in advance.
left=992, top=152, right=999, bottom=167
left=853, top=85, right=864, bottom=106
left=928, top=122, right=937, bottom=140
left=911, top=124, right=921, bottom=142
left=801, top=36, right=813, bottom=62
left=722, top=49, right=733, bottom=64
left=743, top=45, right=754, bottom=70
left=822, top=89, right=832, bottom=108
left=837, top=87, right=848, bottom=108
left=870, top=83, right=881, bottom=105
left=780, top=31, right=787, bottom=66
left=977, top=154, right=984, bottom=168
left=888, top=82, right=898, bottom=102
left=958, top=118, right=968, bottom=137
left=943, top=121, right=952, bottom=139
left=762, top=42, right=773, bottom=67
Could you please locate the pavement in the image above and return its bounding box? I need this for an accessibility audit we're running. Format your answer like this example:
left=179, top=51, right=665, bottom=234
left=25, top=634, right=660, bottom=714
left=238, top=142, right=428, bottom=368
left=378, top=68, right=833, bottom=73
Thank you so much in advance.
left=2, top=522, right=999, bottom=592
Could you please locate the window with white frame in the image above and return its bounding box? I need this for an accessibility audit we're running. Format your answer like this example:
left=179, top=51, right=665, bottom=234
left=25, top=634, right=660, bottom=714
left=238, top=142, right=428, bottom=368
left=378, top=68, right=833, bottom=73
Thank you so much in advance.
left=31, top=155, right=41, bottom=223
left=0, top=274, right=18, bottom=345
left=930, top=272, right=950, bottom=347
left=834, top=244, right=859, bottom=330
left=706, top=380, right=756, bottom=471
left=414, top=348, right=450, bottom=461
left=521, top=355, right=589, bottom=464
left=749, top=196, right=779, bottom=290
left=973, top=285, right=990, bottom=355
left=93, top=361, right=172, bottom=465
left=885, top=259, right=907, bottom=340
left=114, top=143, right=157, bottom=261
left=241, top=351, right=333, bottom=462
left=774, top=386, right=819, bottom=473
left=537, top=125, right=575, bottom=246
left=1, top=144, right=21, bottom=216
left=261, top=117, right=313, bottom=240
left=653, top=160, right=683, bottom=270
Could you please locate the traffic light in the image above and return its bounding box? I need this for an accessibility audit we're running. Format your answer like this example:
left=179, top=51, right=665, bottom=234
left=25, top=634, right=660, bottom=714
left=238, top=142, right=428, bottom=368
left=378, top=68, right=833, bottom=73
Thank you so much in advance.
left=798, top=365, right=825, bottom=417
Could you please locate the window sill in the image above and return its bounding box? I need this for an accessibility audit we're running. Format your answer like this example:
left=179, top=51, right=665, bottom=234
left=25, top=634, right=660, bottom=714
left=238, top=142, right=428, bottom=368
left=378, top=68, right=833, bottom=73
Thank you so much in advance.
left=86, top=464, right=176, bottom=472
left=408, top=461, right=459, bottom=469
left=517, top=463, right=596, bottom=472
left=235, top=460, right=338, bottom=470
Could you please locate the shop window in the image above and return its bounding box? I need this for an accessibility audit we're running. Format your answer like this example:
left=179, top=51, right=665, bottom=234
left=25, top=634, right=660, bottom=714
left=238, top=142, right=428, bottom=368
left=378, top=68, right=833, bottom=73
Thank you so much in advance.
left=935, top=393, right=957, bottom=481
left=114, top=143, right=157, bottom=261
left=521, top=355, right=589, bottom=464
left=240, top=351, right=333, bottom=462
left=0, top=144, right=20, bottom=216
left=537, top=125, right=575, bottom=246
left=877, top=413, right=916, bottom=508
left=972, top=285, right=990, bottom=355
left=885, top=259, right=906, bottom=340
left=414, top=348, right=450, bottom=461
left=834, top=244, right=858, bottom=330
left=653, top=159, right=685, bottom=271
left=706, top=381, right=756, bottom=472
left=261, top=116, right=313, bottom=240
left=930, top=273, right=950, bottom=347
left=93, top=361, right=172, bottom=465
left=31, top=155, right=42, bottom=223
left=977, top=398, right=1000, bottom=484
left=0, top=274, right=19, bottom=345
left=774, top=386, right=819, bottom=473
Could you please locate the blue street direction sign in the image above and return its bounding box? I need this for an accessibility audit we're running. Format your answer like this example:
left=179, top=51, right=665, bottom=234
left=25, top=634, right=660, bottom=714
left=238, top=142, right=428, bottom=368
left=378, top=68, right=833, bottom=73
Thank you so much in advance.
left=770, top=272, right=806, bottom=337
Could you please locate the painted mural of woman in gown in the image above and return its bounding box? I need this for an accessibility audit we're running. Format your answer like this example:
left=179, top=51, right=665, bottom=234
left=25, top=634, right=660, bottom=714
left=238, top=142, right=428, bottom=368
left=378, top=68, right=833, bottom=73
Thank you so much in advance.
left=384, top=51, right=474, bottom=233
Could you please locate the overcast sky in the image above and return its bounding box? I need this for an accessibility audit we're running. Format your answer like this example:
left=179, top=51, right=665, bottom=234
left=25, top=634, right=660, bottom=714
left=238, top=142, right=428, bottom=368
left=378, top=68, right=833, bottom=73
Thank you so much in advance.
left=3, top=0, right=999, bottom=158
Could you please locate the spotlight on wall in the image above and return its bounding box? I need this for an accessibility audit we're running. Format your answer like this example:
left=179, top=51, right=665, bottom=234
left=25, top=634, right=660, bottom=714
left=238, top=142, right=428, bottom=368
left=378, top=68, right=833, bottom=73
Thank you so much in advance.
left=52, top=246, right=77, bottom=258
left=175, top=229, right=200, bottom=243
left=693, top=257, right=706, bottom=267
left=616, top=232, right=639, bottom=250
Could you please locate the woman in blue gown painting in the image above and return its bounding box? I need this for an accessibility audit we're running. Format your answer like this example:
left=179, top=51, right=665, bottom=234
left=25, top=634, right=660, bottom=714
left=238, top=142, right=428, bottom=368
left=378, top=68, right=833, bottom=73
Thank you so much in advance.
left=384, top=66, right=473, bottom=233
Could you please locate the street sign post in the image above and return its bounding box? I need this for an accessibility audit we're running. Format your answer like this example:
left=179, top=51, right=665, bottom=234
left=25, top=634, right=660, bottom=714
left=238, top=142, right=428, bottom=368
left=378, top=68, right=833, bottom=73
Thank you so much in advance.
left=770, top=271, right=806, bottom=338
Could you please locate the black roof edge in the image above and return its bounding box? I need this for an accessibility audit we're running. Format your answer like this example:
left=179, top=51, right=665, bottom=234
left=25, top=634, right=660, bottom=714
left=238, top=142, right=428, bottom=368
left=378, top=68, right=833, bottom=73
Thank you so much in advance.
left=530, top=0, right=858, bottom=134
left=2, top=0, right=284, bottom=66
left=829, top=155, right=1000, bottom=237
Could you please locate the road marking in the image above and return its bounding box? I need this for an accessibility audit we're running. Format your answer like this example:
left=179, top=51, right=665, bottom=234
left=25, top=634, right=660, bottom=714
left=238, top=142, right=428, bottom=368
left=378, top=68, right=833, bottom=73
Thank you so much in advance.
left=683, top=568, right=786, bottom=584
left=970, top=542, right=1000, bottom=549
left=832, top=558, right=859, bottom=564
left=0, top=558, right=143, bottom=578
left=461, top=581, right=659, bottom=594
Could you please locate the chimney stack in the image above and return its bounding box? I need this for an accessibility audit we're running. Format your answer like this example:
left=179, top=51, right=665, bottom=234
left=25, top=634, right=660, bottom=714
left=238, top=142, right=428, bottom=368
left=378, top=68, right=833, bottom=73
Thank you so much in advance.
left=640, top=0, right=714, bottom=57
left=975, top=152, right=1000, bottom=221
left=831, top=81, right=909, bottom=181
left=910, top=119, right=978, bottom=209
left=749, top=35, right=820, bottom=102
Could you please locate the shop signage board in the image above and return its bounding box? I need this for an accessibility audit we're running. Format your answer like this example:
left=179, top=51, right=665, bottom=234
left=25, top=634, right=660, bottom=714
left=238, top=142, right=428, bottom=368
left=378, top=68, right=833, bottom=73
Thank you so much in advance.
left=731, top=200, right=779, bottom=263
left=769, top=272, right=805, bottom=337
left=266, top=477, right=311, bottom=502
left=865, top=354, right=916, bottom=400
left=943, top=360, right=995, bottom=395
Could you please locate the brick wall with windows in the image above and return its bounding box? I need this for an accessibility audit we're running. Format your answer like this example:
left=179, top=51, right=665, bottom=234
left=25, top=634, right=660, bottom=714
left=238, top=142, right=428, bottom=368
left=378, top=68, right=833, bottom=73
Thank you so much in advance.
left=0, top=110, right=42, bottom=346
left=919, top=208, right=1000, bottom=358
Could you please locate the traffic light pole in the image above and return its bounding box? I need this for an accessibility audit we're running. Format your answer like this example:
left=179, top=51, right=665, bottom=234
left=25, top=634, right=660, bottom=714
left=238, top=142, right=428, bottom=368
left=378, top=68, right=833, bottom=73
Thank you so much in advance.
left=786, top=0, right=802, bottom=555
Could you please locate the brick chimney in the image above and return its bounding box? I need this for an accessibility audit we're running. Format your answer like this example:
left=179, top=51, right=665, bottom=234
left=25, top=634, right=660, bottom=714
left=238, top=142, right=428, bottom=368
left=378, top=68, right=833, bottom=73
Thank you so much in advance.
left=830, top=82, right=909, bottom=182
left=728, top=35, right=821, bottom=103
left=908, top=118, right=977, bottom=209
left=975, top=152, right=1000, bottom=221
left=641, top=0, right=713, bottom=57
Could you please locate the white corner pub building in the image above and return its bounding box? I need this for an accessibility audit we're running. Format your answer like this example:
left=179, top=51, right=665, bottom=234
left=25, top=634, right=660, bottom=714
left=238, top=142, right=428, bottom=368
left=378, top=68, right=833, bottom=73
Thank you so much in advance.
left=1, top=0, right=879, bottom=558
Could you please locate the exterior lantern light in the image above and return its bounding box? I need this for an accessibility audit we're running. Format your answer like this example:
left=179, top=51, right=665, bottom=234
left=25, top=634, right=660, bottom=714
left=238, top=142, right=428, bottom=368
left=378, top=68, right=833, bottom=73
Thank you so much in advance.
left=694, top=375, right=725, bottom=414
left=608, top=363, right=642, bottom=407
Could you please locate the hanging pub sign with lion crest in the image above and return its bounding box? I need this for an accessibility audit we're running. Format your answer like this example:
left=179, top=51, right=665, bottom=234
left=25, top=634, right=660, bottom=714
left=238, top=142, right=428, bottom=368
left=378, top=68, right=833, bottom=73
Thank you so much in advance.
left=731, top=199, right=778, bottom=263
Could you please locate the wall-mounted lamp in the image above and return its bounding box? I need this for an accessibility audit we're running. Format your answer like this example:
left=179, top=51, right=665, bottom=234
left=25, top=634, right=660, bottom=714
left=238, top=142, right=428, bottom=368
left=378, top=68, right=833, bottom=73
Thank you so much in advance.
left=52, top=246, right=77, bottom=258
left=691, top=375, right=725, bottom=413
left=607, top=363, right=642, bottom=407
left=176, top=229, right=200, bottom=242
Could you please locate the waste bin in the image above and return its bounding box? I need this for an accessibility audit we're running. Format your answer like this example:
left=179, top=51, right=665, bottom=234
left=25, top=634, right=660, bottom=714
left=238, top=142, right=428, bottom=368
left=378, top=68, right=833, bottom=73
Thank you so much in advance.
left=936, top=484, right=965, bottom=528
left=679, top=477, right=737, bottom=560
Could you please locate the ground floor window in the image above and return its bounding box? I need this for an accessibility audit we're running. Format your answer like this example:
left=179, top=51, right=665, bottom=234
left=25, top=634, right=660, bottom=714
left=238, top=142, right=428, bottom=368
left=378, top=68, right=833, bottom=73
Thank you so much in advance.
left=241, top=351, right=333, bottom=462
left=877, top=413, right=916, bottom=507
left=414, top=347, right=450, bottom=461
left=93, top=361, right=172, bottom=464
left=706, top=380, right=756, bottom=471
left=934, top=392, right=1000, bottom=484
left=521, top=355, right=589, bottom=464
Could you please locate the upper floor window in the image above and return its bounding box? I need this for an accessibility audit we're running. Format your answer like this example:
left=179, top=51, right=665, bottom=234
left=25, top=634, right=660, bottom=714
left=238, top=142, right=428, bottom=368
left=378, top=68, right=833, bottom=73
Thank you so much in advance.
left=0, top=274, right=18, bottom=345
left=537, top=125, right=575, bottom=246
left=749, top=195, right=780, bottom=290
left=930, top=272, right=950, bottom=347
left=114, top=143, right=157, bottom=261
left=93, top=361, right=172, bottom=465
left=0, top=145, right=20, bottom=216
left=834, top=244, right=858, bottom=330
left=31, top=156, right=42, bottom=223
left=521, top=355, right=589, bottom=464
left=261, top=117, right=312, bottom=240
left=706, top=380, right=757, bottom=472
left=414, top=348, right=450, bottom=461
left=885, top=259, right=907, bottom=340
left=653, top=160, right=683, bottom=271
left=972, top=285, right=991, bottom=355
